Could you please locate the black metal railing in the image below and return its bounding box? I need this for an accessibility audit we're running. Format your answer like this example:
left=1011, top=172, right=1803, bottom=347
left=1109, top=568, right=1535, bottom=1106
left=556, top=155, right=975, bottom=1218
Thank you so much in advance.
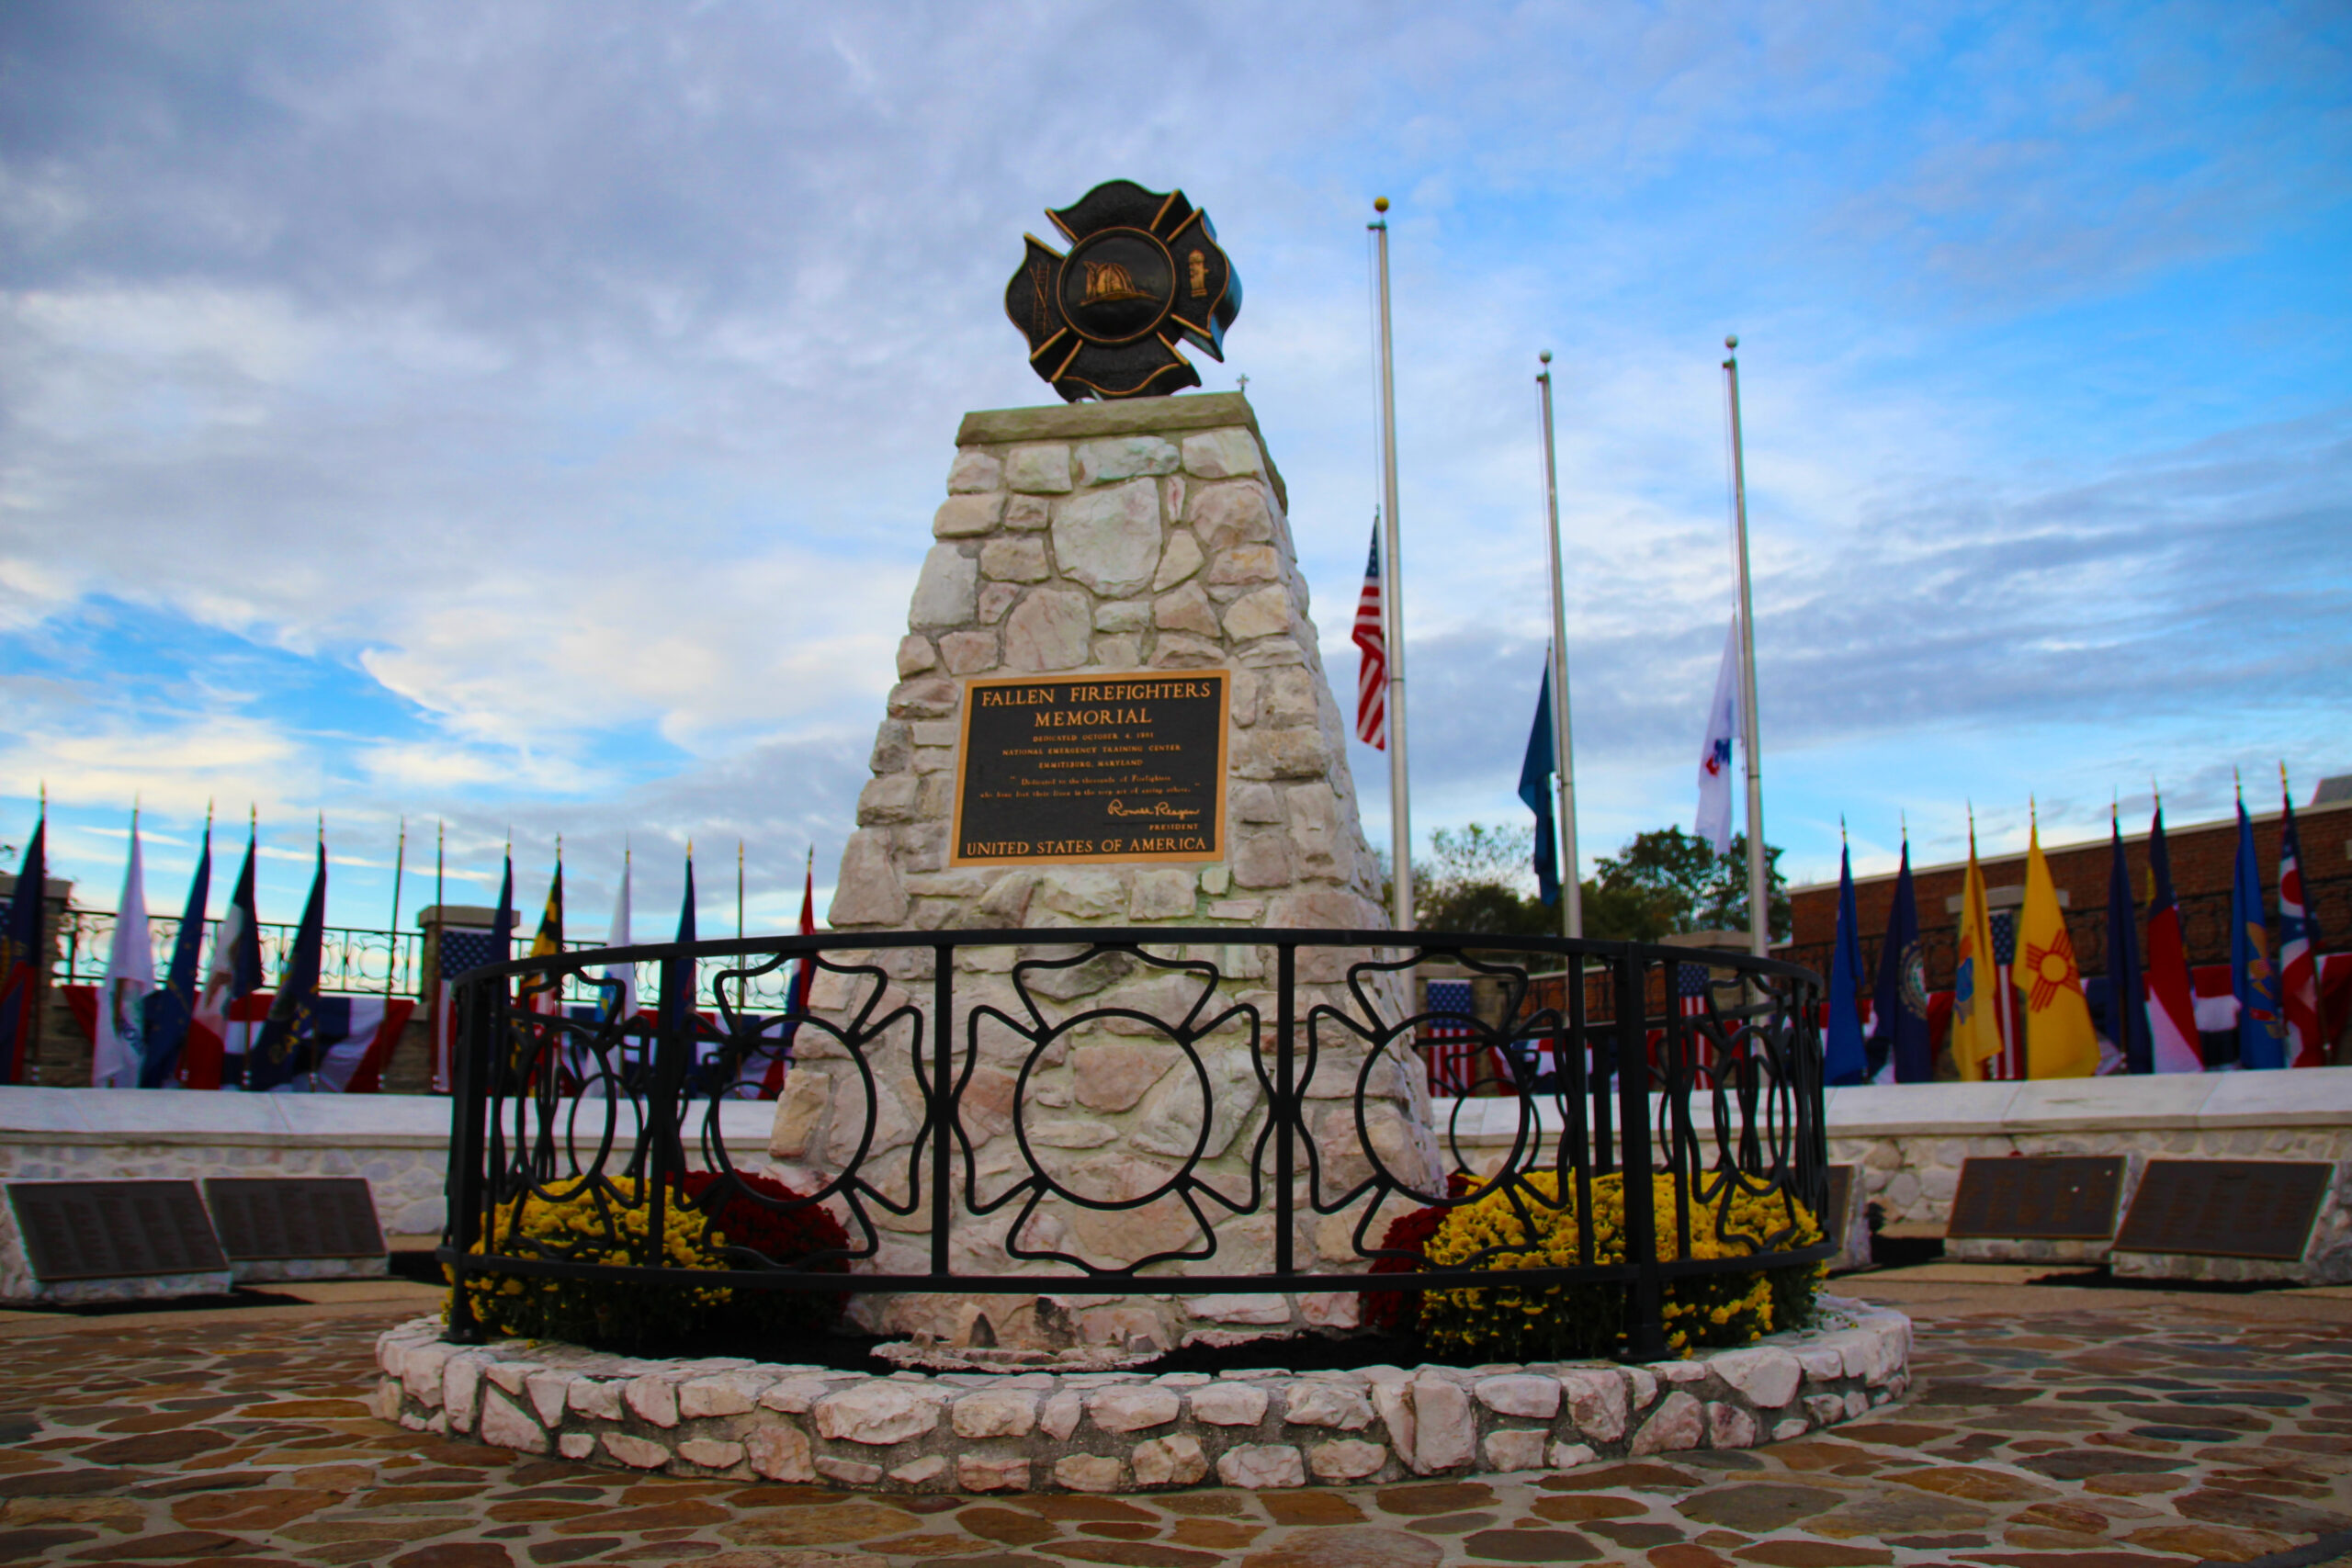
left=440, top=929, right=1828, bottom=1359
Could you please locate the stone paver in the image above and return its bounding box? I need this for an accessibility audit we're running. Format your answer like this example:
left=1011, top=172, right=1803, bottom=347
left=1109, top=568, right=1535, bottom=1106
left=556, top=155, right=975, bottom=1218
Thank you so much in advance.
left=1, top=1284, right=2348, bottom=1565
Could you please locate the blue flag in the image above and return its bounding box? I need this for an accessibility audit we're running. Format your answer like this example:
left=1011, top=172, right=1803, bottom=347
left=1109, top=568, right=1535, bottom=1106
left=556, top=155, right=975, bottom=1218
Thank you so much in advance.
left=2105, top=814, right=2149, bottom=1074
left=0, top=818, right=48, bottom=1085
left=662, top=852, right=697, bottom=1036
left=140, top=827, right=212, bottom=1088
left=1518, top=661, right=1560, bottom=907
left=249, top=839, right=327, bottom=1092
left=1872, top=840, right=1931, bottom=1083
left=2231, top=794, right=2285, bottom=1069
left=1824, top=841, right=1868, bottom=1086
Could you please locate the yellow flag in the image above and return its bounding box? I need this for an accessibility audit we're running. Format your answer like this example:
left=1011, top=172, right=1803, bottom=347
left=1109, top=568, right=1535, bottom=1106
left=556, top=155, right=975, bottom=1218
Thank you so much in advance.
left=2018, top=822, right=2098, bottom=1078
left=1951, top=828, right=2003, bottom=1081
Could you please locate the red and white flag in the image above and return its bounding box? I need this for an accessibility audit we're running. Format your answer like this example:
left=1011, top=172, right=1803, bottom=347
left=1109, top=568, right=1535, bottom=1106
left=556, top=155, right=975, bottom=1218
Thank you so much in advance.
left=2279, top=786, right=2325, bottom=1067
left=2143, top=802, right=2204, bottom=1075
left=1352, top=520, right=1386, bottom=749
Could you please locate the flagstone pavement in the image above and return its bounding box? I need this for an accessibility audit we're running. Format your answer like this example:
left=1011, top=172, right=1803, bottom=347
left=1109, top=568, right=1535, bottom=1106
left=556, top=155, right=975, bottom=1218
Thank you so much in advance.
left=3, top=1275, right=2350, bottom=1567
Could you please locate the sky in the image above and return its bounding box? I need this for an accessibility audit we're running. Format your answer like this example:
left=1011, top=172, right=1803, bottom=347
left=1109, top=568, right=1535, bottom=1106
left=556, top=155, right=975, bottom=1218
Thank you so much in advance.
left=3, top=0, right=2347, bottom=937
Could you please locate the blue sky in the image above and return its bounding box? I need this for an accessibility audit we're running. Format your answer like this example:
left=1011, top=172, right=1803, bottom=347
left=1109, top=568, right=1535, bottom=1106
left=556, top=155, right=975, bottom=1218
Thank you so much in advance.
left=3, top=0, right=2346, bottom=932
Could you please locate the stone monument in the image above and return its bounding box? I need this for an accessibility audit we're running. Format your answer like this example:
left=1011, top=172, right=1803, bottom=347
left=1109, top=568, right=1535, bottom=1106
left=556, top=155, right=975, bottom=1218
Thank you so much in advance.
left=764, top=185, right=1438, bottom=1351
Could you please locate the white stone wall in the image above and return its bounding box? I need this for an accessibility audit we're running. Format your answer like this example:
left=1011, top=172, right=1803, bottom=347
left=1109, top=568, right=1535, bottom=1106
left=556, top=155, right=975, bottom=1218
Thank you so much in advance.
left=1437, top=1069, right=2352, bottom=1235
left=792, top=396, right=1434, bottom=1348
left=0, top=1088, right=780, bottom=1245
left=375, top=1297, right=1913, bottom=1493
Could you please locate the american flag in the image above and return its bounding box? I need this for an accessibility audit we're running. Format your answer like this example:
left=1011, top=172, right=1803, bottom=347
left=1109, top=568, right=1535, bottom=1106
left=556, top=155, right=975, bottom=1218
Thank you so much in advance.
left=1420, top=979, right=1489, bottom=1096
left=433, top=924, right=507, bottom=1093
left=1352, top=521, right=1385, bottom=749
left=1677, top=962, right=1712, bottom=1017
left=1987, top=907, right=2023, bottom=1080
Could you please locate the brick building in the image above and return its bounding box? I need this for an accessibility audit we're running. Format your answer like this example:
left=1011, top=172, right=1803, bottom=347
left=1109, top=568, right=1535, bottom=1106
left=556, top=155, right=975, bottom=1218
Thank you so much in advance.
left=1780, top=789, right=2352, bottom=1058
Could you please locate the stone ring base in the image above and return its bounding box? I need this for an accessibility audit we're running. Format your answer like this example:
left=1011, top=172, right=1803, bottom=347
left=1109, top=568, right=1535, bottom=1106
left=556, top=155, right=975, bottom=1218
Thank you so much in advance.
left=371, top=1297, right=1911, bottom=1494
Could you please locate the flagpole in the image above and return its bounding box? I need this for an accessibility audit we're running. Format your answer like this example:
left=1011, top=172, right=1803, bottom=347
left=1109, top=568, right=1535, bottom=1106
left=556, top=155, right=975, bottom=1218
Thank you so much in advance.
left=1371, top=197, right=1412, bottom=931
left=385, top=818, right=405, bottom=999
left=737, top=840, right=746, bottom=942
left=1536, top=352, right=1581, bottom=939
left=1723, top=335, right=1768, bottom=958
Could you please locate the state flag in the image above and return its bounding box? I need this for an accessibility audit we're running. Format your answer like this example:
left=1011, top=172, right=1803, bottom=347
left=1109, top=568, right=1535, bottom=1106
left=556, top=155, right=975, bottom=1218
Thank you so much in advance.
left=2143, top=801, right=2203, bottom=1074
left=183, top=829, right=263, bottom=1090
left=2105, top=811, right=2150, bottom=1074
left=1824, top=840, right=1868, bottom=1087
left=141, top=823, right=211, bottom=1088
left=94, top=816, right=154, bottom=1089
left=2278, top=785, right=2325, bottom=1068
left=247, top=838, right=326, bottom=1093
left=0, top=816, right=48, bottom=1085
left=1694, top=617, right=1740, bottom=854
left=2018, top=818, right=2098, bottom=1079
left=2232, top=791, right=2287, bottom=1069
left=1951, top=823, right=2003, bottom=1082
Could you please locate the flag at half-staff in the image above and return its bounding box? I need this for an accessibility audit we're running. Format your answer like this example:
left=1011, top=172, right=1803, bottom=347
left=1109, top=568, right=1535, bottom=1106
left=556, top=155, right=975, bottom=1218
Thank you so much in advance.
left=1694, top=617, right=1739, bottom=854
left=1352, top=520, right=1386, bottom=749
left=1517, top=659, right=1560, bottom=908
left=2278, top=769, right=2325, bottom=1067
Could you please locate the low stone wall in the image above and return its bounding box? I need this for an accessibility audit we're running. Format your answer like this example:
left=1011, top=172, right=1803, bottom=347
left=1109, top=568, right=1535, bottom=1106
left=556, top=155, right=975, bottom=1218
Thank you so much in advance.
left=1437, top=1067, right=2352, bottom=1230
left=373, top=1298, right=1911, bottom=1494
left=0, top=1088, right=778, bottom=1240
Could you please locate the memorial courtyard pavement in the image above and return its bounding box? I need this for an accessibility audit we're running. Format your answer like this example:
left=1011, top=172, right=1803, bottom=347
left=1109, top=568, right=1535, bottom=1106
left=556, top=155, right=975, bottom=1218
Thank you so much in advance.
left=2, top=1272, right=2348, bottom=1567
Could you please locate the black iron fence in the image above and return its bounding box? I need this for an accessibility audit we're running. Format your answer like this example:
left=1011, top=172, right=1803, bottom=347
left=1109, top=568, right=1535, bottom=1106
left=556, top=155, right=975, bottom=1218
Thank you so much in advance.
left=439, top=929, right=1829, bottom=1360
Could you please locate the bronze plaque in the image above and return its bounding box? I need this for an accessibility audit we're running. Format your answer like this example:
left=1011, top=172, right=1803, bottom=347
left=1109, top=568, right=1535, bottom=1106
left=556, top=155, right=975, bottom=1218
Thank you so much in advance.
left=2113, top=1160, right=2331, bottom=1260
left=1946, top=1156, right=2125, bottom=1240
left=6, top=1180, right=227, bottom=1280
left=1825, top=1165, right=1855, bottom=1247
left=203, top=1178, right=386, bottom=1261
left=951, top=672, right=1228, bottom=867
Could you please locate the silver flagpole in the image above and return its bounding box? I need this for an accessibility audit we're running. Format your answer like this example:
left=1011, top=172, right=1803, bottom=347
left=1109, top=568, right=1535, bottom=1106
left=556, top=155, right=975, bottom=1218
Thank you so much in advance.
left=1372, top=197, right=1412, bottom=931
left=1536, top=353, right=1581, bottom=939
left=1723, top=335, right=1768, bottom=958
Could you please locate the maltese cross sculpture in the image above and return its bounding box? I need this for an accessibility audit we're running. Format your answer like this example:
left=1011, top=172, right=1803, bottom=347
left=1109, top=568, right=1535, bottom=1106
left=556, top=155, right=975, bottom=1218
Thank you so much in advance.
left=1004, top=180, right=1242, bottom=401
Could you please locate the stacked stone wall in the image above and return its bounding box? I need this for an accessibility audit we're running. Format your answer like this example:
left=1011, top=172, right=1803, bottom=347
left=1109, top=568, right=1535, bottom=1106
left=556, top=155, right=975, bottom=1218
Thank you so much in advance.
left=778, top=396, right=1433, bottom=1348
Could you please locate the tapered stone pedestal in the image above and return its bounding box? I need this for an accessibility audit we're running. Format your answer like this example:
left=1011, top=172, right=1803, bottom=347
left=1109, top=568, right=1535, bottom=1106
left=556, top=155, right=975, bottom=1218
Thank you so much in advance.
left=767, top=394, right=1438, bottom=1350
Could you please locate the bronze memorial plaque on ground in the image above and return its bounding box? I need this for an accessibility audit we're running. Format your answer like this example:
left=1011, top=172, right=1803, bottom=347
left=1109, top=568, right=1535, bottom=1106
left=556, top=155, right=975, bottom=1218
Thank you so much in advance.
left=1946, top=1155, right=2126, bottom=1240
left=203, top=1178, right=387, bottom=1260
left=2113, top=1160, right=2330, bottom=1260
left=5, top=1179, right=228, bottom=1280
left=951, top=672, right=1228, bottom=867
left=1826, top=1165, right=1855, bottom=1247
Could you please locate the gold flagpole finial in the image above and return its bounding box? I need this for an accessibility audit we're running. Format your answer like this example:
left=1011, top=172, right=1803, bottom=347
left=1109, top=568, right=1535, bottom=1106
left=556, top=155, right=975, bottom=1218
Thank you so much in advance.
left=2281, top=760, right=2291, bottom=797
left=1373, top=196, right=1389, bottom=213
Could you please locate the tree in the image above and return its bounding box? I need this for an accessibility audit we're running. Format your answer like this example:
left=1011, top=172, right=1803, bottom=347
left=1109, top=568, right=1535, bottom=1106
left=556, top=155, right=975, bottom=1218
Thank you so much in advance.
left=1586, top=827, right=1790, bottom=942
left=1412, top=823, right=1554, bottom=938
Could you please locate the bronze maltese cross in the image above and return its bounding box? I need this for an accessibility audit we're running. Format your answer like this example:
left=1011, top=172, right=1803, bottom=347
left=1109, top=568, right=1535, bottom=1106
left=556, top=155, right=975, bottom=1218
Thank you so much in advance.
left=1004, top=180, right=1242, bottom=401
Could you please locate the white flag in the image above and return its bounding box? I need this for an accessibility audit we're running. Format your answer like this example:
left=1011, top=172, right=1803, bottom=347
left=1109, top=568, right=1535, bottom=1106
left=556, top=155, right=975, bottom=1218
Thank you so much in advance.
left=1694, top=615, right=1741, bottom=853
left=604, top=856, right=636, bottom=1022
left=95, top=819, right=154, bottom=1089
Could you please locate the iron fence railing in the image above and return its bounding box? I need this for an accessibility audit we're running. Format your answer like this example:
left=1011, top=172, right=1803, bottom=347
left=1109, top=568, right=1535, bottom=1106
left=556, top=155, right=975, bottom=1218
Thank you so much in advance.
left=439, top=928, right=1829, bottom=1360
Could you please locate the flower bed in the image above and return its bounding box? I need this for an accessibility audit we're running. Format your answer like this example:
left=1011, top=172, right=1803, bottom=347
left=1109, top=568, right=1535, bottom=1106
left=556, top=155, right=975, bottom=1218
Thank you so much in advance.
left=372, top=1294, right=1910, bottom=1494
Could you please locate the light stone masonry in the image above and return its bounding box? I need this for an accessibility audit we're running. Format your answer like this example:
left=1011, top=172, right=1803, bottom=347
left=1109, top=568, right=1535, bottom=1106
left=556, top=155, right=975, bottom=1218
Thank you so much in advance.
left=782, top=394, right=1430, bottom=1351
left=378, top=1296, right=1909, bottom=1494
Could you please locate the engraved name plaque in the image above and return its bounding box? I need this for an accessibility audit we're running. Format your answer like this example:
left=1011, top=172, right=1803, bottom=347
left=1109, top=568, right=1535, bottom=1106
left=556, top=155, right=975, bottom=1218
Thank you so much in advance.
left=204, top=1178, right=387, bottom=1261
left=6, top=1179, right=227, bottom=1281
left=1946, top=1155, right=2126, bottom=1241
left=951, top=672, right=1228, bottom=866
left=2112, top=1160, right=2330, bottom=1260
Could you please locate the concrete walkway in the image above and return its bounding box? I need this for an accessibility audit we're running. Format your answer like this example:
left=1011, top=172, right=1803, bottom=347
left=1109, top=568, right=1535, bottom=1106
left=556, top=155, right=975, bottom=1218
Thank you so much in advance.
left=1, top=1273, right=2348, bottom=1566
